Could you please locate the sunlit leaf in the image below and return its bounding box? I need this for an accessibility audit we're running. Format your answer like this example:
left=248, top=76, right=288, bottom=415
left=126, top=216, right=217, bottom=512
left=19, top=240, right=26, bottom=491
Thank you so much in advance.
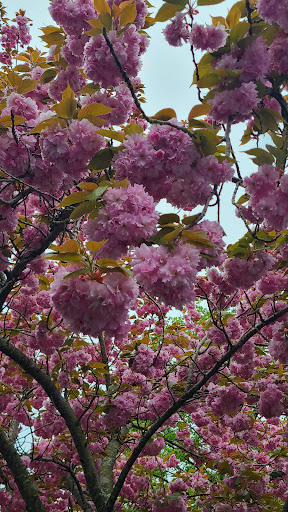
left=56, top=191, right=88, bottom=208
left=86, top=240, right=108, bottom=253
left=154, top=2, right=184, bottom=22
left=151, top=108, right=177, bottom=121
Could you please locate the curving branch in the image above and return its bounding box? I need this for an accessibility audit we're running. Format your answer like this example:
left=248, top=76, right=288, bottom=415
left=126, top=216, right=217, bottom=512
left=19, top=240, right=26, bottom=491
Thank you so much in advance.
left=0, top=207, right=71, bottom=311
left=102, top=28, right=196, bottom=141
left=0, top=426, right=47, bottom=512
left=0, top=337, right=106, bottom=512
left=106, top=304, right=288, bottom=511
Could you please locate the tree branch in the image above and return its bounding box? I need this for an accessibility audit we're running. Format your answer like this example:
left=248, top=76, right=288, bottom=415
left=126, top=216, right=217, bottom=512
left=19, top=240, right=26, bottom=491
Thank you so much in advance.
left=0, top=426, right=47, bottom=512
left=0, top=337, right=106, bottom=512
left=106, top=305, right=288, bottom=511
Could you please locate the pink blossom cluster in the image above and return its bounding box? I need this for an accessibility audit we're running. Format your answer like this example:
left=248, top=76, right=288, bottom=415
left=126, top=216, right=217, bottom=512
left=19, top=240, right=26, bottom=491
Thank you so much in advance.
left=190, top=23, right=227, bottom=52
left=81, top=84, right=134, bottom=126
left=257, top=0, right=288, bottom=33
left=223, top=252, right=275, bottom=290
left=152, top=495, right=187, bottom=512
left=103, top=391, right=138, bottom=428
left=114, top=125, right=233, bottom=209
left=193, top=220, right=226, bottom=269
left=28, top=321, right=64, bottom=356
left=51, top=267, right=139, bottom=338
left=268, top=322, right=288, bottom=364
left=49, top=0, right=96, bottom=36
left=258, top=383, right=285, bottom=418
left=83, top=26, right=148, bottom=89
left=163, top=13, right=190, bottom=47
left=244, top=165, right=288, bottom=231
left=269, top=34, right=288, bottom=75
left=132, top=243, right=200, bottom=309
left=6, top=92, right=38, bottom=121
left=39, top=120, right=105, bottom=186
left=142, top=436, right=165, bottom=456
left=15, top=15, right=32, bottom=46
left=209, top=82, right=259, bottom=123
left=61, top=34, right=88, bottom=67
left=131, top=343, right=156, bottom=377
left=48, top=65, right=86, bottom=101
left=206, top=383, right=245, bottom=416
left=83, top=184, right=158, bottom=259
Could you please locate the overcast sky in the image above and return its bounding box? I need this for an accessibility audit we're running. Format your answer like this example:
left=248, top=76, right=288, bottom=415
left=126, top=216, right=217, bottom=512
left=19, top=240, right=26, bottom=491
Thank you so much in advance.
left=7, top=0, right=249, bottom=242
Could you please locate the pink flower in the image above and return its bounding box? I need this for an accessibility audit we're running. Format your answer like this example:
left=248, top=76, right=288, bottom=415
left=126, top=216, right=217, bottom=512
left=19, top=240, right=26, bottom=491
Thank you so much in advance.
left=132, top=243, right=200, bottom=309
left=190, top=23, right=227, bottom=52
left=83, top=184, right=158, bottom=259
left=51, top=267, right=139, bottom=338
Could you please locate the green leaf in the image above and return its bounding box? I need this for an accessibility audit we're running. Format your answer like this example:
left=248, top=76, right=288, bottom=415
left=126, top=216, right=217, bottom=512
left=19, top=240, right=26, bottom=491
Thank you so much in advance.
left=57, top=240, right=80, bottom=253
left=64, top=268, right=88, bottom=280
left=40, top=68, right=58, bottom=84
left=230, top=20, right=249, bottom=42
left=119, top=2, right=137, bottom=26
left=86, top=240, right=107, bottom=252
left=44, top=252, right=83, bottom=262
left=17, top=79, right=38, bottom=94
left=198, top=0, right=225, bottom=5
left=86, top=185, right=108, bottom=200
left=188, top=103, right=211, bottom=119
left=195, top=73, right=221, bottom=88
left=154, top=2, right=184, bottom=22
left=161, top=227, right=182, bottom=242
left=88, top=148, right=114, bottom=170
left=56, top=191, right=88, bottom=208
left=158, top=213, right=180, bottom=225
left=245, top=148, right=274, bottom=165
left=151, top=108, right=177, bottom=121
left=182, top=214, right=200, bottom=226
left=78, top=102, right=114, bottom=120
left=182, top=230, right=214, bottom=248
left=226, top=5, right=241, bottom=28
left=70, top=201, right=97, bottom=220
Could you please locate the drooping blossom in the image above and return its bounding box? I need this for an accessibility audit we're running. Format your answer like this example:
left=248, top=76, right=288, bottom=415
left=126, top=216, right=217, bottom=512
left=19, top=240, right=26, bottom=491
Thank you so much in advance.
left=132, top=243, right=200, bottom=309
left=83, top=183, right=158, bottom=259
left=51, top=267, right=139, bottom=338
left=190, top=23, right=227, bottom=52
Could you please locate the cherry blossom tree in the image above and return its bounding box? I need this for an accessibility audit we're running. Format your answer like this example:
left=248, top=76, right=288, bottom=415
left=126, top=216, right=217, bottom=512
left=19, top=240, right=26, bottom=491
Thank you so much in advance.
left=1, top=0, right=288, bottom=510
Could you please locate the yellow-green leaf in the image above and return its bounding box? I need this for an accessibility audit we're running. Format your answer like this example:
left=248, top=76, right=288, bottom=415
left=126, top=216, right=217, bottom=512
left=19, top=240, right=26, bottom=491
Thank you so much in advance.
left=161, top=227, right=182, bottom=242
left=64, top=268, right=88, bottom=280
left=152, top=108, right=177, bottom=121
left=182, top=230, right=214, bottom=248
left=40, top=68, right=58, bottom=84
left=57, top=240, right=80, bottom=253
left=119, top=2, right=137, bottom=26
left=198, top=0, right=224, bottom=5
left=13, top=64, right=31, bottom=72
left=195, top=73, right=221, bottom=88
left=56, top=191, right=88, bottom=208
left=86, top=185, right=108, bottom=200
left=94, top=0, right=111, bottom=14
left=154, top=2, right=184, bottom=22
left=188, top=103, right=211, bottom=119
left=17, top=79, right=38, bottom=94
left=78, top=103, right=114, bottom=120
left=70, top=201, right=97, bottom=220
left=226, top=5, right=241, bottom=28
left=96, top=129, right=124, bottom=142
left=29, top=117, right=65, bottom=134
left=40, top=31, right=65, bottom=46
left=78, top=182, right=99, bottom=191
left=210, top=16, right=226, bottom=26
left=0, top=115, right=25, bottom=126
left=44, top=252, right=83, bottom=262
left=88, top=148, right=114, bottom=170
left=159, top=213, right=180, bottom=225
left=53, top=97, right=77, bottom=119
left=86, top=240, right=108, bottom=252
left=123, top=121, right=144, bottom=135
